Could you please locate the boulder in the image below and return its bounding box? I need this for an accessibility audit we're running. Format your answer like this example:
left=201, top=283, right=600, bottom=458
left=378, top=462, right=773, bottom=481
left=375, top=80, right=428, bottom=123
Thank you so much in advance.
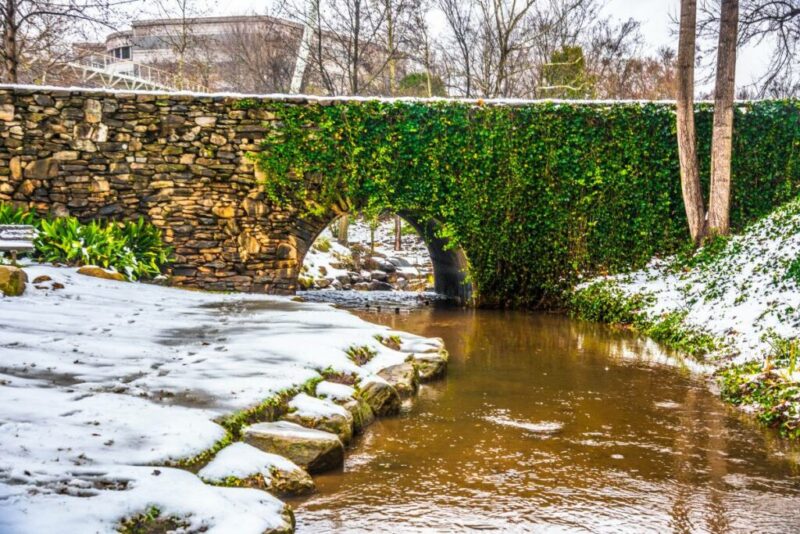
left=344, top=396, right=376, bottom=433
left=0, top=265, right=26, bottom=296
left=281, top=393, right=354, bottom=444
left=316, top=278, right=332, bottom=289
left=198, top=442, right=314, bottom=496
left=387, top=257, right=411, bottom=267
left=354, top=282, right=370, bottom=291
left=368, top=280, right=393, bottom=291
left=369, top=270, right=388, bottom=282
left=336, top=274, right=351, bottom=285
left=377, top=362, right=419, bottom=398
left=317, top=381, right=375, bottom=434
left=359, top=376, right=401, bottom=416
left=410, top=353, right=448, bottom=381
left=376, top=260, right=396, bottom=273
left=76, top=265, right=126, bottom=281
left=243, top=421, right=344, bottom=473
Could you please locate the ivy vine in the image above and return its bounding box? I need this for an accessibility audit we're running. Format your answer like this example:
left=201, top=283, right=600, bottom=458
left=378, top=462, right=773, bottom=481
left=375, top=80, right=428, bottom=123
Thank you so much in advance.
left=248, top=99, right=800, bottom=307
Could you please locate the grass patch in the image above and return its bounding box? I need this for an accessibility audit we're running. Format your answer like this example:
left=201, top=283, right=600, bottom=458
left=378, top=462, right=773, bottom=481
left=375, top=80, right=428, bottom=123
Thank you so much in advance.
left=374, top=334, right=402, bottom=351
left=570, top=281, right=720, bottom=360
left=319, top=367, right=359, bottom=385
left=786, top=256, right=800, bottom=285
left=118, top=506, right=193, bottom=534
left=718, top=337, right=800, bottom=439
left=568, top=280, right=650, bottom=325
left=345, top=345, right=377, bottom=366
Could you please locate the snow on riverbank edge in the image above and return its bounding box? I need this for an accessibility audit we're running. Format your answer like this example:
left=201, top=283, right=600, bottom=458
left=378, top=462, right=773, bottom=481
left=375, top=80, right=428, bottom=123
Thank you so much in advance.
left=0, top=264, right=442, bottom=532
left=570, top=198, right=800, bottom=438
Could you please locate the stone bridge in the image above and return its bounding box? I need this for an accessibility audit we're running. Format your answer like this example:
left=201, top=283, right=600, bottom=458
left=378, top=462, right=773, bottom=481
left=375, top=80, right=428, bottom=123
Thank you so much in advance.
left=0, top=86, right=470, bottom=299
left=1, top=86, right=797, bottom=306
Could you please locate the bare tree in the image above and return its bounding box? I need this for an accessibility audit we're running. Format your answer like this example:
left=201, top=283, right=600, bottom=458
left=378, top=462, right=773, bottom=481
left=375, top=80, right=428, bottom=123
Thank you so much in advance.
left=700, top=0, right=800, bottom=96
left=437, top=0, right=475, bottom=96
left=707, top=0, right=739, bottom=235
left=0, top=0, right=128, bottom=83
left=409, top=0, right=437, bottom=96
left=221, top=16, right=299, bottom=93
left=284, top=0, right=404, bottom=95
left=146, top=0, right=209, bottom=89
left=475, top=0, right=538, bottom=97
left=291, top=0, right=318, bottom=93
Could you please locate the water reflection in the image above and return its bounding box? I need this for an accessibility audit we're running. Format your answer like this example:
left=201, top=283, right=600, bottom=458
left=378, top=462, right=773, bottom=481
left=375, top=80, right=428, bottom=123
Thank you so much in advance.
left=291, top=308, right=800, bottom=533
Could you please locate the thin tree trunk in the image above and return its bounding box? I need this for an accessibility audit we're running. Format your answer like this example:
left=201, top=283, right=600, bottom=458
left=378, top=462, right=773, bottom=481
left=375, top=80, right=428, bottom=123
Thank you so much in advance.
left=386, top=0, right=396, bottom=95
left=4, top=0, right=18, bottom=83
left=676, top=0, right=706, bottom=244
left=337, top=215, right=349, bottom=245
left=708, top=0, right=739, bottom=235
left=394, top=214, right=401, bottom=251
left=291, top=0, right=318, bottom=93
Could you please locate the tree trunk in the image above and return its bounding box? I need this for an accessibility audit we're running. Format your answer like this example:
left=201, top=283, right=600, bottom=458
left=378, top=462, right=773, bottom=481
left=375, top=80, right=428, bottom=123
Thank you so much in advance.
left=386, top=0, right=396, bottom=95
left=708, top=0, right=739, bottom=236
left=676, top=0, right=706, bottom=244
left=291, top=0, right=318, bottom=93
left=337, top=215, right=349, bottom=245
left=394, top=214, right=401, bottom=251
left=4, top=0, right=18, bottom=83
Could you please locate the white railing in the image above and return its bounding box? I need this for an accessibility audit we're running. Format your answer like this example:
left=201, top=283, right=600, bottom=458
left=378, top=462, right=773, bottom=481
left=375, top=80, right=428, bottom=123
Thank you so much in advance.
left=68, top=54, right=209, bottom=93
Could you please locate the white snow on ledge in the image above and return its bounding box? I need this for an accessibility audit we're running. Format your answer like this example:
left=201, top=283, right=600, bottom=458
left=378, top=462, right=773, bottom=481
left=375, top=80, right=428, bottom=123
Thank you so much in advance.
left=0, top=264, right=436, bottom=532
left=0, top=82, right=703, bottom=106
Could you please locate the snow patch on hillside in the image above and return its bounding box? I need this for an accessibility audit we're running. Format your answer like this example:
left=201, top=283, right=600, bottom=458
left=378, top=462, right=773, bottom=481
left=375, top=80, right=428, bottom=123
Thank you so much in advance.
left=588, top=198, right=800, bottom=364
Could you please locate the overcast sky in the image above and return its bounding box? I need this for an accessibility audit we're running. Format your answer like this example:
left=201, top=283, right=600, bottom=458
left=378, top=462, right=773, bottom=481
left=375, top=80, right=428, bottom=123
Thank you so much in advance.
left=204, top=0, right=770, bottom=91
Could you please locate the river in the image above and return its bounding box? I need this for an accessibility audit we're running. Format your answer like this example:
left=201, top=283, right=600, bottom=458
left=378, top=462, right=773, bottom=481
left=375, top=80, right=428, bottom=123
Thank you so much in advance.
left=289, top=305, right=800, bottom=533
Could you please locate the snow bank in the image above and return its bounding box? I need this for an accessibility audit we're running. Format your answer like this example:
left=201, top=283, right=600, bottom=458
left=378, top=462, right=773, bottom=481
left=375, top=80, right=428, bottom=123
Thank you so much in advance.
left=0, top=264, right=440, bottom=531
left=198, top=442, right=301, bottom=482
left=583, top=198, right=800, bottom=365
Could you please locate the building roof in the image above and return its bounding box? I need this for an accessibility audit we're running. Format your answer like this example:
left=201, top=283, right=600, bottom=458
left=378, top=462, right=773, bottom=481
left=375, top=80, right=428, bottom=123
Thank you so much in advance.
left=105, top=15, right=303, bottom=44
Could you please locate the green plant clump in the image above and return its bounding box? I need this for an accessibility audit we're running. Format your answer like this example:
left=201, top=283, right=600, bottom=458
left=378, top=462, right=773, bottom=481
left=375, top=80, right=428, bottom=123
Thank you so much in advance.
left=249, top=99, right=800, bottom=307
left=569, top=281, right=719, bottom=360
left=719, top=338, right=800, bottom=439
left=118, top=506, right=189, bottom=534
left=0, top=204, right=170, bottom=280
left=346, top=345, right=378, bottom=366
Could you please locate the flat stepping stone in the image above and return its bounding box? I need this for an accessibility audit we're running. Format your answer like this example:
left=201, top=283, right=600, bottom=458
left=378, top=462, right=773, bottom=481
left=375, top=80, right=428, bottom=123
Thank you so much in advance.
left=198, top=442, right=315, bottom=496
left=243, top=421, right=344, bottom=474
left=281, top=392, right=354, bottom=443
left=377, top=362, right=419, bottom=398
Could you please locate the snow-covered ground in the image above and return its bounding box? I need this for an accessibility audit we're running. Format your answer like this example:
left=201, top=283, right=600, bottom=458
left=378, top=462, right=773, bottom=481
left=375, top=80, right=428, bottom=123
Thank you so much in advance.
left=0, top=264, right=439, bottom=532
left=580, top=198, right=800, bottom=366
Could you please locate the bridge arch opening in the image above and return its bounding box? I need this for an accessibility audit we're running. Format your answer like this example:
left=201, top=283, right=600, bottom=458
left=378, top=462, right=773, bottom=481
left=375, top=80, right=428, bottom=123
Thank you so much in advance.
left=295, top=211, right=472, bottom=303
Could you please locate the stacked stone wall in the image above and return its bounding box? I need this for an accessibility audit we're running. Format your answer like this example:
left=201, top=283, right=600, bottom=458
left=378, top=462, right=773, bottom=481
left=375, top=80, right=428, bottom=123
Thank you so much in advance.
left=0, top=86, right=313, bottom=293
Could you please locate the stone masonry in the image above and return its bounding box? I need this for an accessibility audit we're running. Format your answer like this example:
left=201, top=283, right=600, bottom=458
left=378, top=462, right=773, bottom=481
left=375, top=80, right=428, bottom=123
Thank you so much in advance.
left=0, top=85, right=328, bottom=293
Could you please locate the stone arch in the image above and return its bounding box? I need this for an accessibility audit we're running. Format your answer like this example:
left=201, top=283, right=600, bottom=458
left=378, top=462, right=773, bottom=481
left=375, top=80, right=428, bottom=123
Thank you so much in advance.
left=292, top=210, right=472, bottom=303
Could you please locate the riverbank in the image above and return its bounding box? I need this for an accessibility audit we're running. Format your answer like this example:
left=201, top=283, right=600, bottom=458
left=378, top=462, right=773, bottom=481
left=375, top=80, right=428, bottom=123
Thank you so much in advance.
left=569, top=197, right=800, bottom=438
left=0, top=264, right=447, bottom=533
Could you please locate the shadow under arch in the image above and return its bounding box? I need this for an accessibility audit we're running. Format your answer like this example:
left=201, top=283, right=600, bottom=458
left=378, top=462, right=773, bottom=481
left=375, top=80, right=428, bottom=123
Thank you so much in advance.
left=297, top=210, right=472, bottom=304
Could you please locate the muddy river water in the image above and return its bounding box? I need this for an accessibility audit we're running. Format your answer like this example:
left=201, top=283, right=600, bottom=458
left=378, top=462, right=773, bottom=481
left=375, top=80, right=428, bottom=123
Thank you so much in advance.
left=290, top=306, right=800, bottom=533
